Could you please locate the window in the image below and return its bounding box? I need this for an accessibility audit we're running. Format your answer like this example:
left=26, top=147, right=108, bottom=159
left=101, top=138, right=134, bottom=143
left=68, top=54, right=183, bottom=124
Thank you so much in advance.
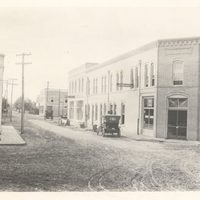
left=144, top=64, right=149, bottom=87
left=86, top=78, right=90, bottom=95
left=110, top=74, right=113, bottom=92
left=120, top=71, right=123, bottom=90
left=116, top=73, right=119, bottom=91
left=130, top=69, right=134, bottom=88
left=93, top=79, right=95, bottom=94
left=72, top=81, right=74, bottom=94
left=96, top=78, right=98, bottom=94
left=65, top=99, right=68, bottom=103
left=104, top=76, right=107, bottom=93
left=143, top=97, right=154, bottom=129
left=79, top=79, right=81, bottom=92
left=82, top=78, right=84, bottom=93
left=150, top=63, right=155, bottom=86
left=75, top=80, right=77, bottom=93
left=168, top=98, right=188, bottom=108
left=50, top=98, right=54, bottom=103
left=121, top=103, right=125, bottom=124
left=173, top=60, right=184, bottom=85
left=135, top=67, right=138, bottom=88
left=101, top=76, right=104, bottom=93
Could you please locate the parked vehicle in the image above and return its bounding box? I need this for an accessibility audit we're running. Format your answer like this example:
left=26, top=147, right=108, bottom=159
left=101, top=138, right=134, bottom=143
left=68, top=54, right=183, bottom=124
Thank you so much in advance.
left=97, top=115, right=121, bottom=137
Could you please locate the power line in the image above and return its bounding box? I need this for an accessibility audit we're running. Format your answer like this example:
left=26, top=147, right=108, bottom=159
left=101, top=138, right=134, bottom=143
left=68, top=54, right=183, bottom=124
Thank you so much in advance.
left=16, top=53, right=32, bottom=134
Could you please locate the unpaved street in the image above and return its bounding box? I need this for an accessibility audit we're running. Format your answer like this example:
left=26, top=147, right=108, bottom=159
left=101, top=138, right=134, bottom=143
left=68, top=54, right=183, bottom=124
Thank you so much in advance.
left=1, top=115, right=200, bottom=191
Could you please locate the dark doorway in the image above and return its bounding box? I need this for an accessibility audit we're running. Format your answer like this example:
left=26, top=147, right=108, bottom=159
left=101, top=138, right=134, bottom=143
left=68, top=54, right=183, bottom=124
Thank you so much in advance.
left=168, top=110, right=187, bottom=139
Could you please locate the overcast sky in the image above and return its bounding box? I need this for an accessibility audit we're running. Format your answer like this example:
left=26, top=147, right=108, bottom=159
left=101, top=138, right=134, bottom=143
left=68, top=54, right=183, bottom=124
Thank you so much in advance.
left=1, top=3, right=200, bottom=102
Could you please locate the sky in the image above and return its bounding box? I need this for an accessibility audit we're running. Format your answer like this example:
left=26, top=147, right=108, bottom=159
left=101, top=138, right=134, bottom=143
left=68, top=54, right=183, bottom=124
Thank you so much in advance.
left=0, top=0, right=200, bottom=103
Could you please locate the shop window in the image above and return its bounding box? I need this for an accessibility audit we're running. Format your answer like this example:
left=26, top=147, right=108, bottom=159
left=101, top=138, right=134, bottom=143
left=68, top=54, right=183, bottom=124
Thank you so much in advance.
left=121, top=103, right=125, bottom=124
left=143, top=97, right=154, bottom=129
left=173, top=60, right=184, bottom=85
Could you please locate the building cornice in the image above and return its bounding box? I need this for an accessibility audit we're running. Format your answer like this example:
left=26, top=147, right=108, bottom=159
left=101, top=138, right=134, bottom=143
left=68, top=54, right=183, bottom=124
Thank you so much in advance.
left=158, top=36, right=200, bottom=47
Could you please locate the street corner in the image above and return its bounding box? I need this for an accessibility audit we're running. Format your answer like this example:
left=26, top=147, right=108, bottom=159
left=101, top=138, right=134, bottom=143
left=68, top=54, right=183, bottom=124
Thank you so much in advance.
left=0, top=125, right=26, bottom=145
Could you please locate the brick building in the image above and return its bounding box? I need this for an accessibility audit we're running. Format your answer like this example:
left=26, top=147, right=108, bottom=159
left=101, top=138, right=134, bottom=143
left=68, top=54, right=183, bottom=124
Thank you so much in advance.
left=37, top=88, right=68, bottom=117
left=68, top=37, right=200, bottom=140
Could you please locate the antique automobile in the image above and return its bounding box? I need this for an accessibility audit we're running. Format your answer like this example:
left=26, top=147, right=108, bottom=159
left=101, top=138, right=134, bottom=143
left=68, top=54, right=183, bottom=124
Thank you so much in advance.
left=97, top=115, right=121, bottom=137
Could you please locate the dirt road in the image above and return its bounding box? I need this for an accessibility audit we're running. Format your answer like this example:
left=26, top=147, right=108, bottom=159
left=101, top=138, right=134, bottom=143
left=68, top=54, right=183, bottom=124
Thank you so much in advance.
left=1, top=115, right=200, bottom=191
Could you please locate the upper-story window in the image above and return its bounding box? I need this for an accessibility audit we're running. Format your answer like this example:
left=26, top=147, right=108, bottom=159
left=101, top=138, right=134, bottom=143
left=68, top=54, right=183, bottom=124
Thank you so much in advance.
left=86, top=78, right=90, bottom=95
left=93, top=78, right=95, bottom=94
left=82, top=78, right=84, bottom=93
left=116, top=72, right=119, bottom=91
left=173, top=60, right=184, bottom=86
left=104, top=76, right=107, bottom=93
left=120, top=70, right=123, bottom=90
left=110, top=73, right=113, bottom=92
left=144, top=64, right=149, bottom=87
left=101, top=76, right=104, bottom=94
left=75, top=80, right=77, bottom=93
left=150, top=63, right=155, bottom=86
left=72, top=81, right=74, bottom=94
left=79, top=79, right=81, bottom=92
left=135, top=67, right=138, bottom=88
left=130, top=69, right=134, bottom=88
left=96, top=78, right=98, bottom=94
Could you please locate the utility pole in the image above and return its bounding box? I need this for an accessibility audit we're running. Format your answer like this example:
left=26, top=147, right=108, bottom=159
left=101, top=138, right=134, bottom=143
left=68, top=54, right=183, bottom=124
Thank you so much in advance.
left=45, top=81, right=49, bottom=119
left=58, top=89, right=61, bottom=117
left=5, top=80, right=9, bottom=117
left=9, top=79, right=17, bottom=122
left=16, top=53, right=32, bottom=134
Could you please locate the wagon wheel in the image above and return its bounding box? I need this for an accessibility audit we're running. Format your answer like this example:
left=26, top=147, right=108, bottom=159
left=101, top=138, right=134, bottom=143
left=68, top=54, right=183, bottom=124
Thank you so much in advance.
left=102, top=128, right=105, bottom=137
left=118, top=129, right=121, bottom=137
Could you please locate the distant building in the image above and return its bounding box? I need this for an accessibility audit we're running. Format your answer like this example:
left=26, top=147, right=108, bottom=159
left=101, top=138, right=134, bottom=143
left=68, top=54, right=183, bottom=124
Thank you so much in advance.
left=68, top=36, right=200, bottom=141
left=36, top=88, right=68, bottom=117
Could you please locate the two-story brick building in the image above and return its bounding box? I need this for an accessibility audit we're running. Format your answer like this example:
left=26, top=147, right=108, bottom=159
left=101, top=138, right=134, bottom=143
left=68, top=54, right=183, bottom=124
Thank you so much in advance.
left=37, top=88, right=68, bottom=117
left=68, top=37, right=200, bottom=141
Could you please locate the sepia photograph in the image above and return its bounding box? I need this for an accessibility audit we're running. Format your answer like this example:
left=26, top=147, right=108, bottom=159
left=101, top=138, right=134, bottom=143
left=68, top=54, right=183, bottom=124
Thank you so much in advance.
left=1, top=0, right=200, bottom=198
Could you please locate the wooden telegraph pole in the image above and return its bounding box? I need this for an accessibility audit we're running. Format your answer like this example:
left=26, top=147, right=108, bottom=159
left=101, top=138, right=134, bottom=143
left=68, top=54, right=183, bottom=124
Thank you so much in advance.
left=16, top=53, right=31, bottom=134
left=8, top=79, right=17, bottom=122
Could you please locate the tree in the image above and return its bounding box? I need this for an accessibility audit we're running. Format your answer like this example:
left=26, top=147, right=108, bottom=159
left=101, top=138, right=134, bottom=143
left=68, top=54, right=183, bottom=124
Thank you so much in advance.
left=14, top=97, right=37, bottom=113
left=2, top=97, right=9, bottom=113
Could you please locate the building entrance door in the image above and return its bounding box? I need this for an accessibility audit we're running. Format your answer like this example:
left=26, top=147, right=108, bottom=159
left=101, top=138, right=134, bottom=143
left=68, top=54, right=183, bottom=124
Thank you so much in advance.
left=167, top=110, right=187, bottom=139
